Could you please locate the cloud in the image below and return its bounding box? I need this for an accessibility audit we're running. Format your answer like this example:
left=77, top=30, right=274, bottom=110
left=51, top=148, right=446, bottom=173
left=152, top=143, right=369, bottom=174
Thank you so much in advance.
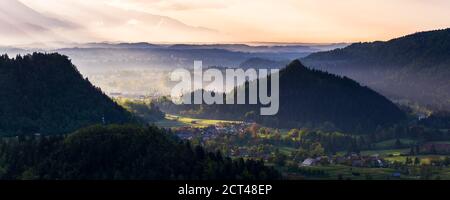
left=6, top=0, right=229, bottom=45
left=108, top=0, right=228, bottom=11
left=0, top=0, right=83, bottom=45
left=8, top=0, right=450, bottom=44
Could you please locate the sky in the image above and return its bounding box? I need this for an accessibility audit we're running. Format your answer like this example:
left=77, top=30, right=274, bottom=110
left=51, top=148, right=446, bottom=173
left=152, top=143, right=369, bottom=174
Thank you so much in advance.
left=3, top=0, right=450, bottom=44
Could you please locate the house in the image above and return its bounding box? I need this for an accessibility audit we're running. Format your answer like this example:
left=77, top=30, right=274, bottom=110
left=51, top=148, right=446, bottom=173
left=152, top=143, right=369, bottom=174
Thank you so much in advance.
left=418, top=114, right=427, bottom=121
left=376, top=159, right=385, bottom=167
left=301, top=158, right=317, bottom=167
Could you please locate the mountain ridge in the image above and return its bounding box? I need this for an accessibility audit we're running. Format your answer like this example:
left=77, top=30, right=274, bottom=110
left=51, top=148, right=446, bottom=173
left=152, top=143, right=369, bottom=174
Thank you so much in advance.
left=0, top=53, right=134, bottom=136
left=303, top=28, right=450, bottom=110
left=159, top=60, right=406, bottom=133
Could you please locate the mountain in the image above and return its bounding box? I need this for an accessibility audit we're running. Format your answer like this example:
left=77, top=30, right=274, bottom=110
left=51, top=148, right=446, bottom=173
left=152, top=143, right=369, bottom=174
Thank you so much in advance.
left=0, top=124, right=280, bottom=180
left=170, top=44, right=316, bottom=54
left=0, top=46, right=26, bottom=56
left=159, top=60, right=406, bottom=133
left=0, top=53, right=133, bottom=136
left=239, top=58, right=289, bottom=69
left=419, top=112, right=450, bottom=129
left=53, top=45, right=307, bottom=74
left=302, top=28, right=450, bottom=110
left=78, top=42, right=161, bottom=49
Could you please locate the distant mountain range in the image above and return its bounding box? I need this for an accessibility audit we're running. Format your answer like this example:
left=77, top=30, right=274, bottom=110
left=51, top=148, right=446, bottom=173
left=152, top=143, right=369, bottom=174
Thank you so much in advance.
left=0, top=42, right=344, bottom=98
left=159, top=60, right=405, bottom=133
left=0, top=53, right=133, bottom=136
left=2, top=42, right=345, bottom=72
left=167, top=44, right=346, bottom=53
left=303, top=28, right=450, bottom=111
left=239, top=58, right=290, bottom=69
left=48, top=43, right=345, bottom=74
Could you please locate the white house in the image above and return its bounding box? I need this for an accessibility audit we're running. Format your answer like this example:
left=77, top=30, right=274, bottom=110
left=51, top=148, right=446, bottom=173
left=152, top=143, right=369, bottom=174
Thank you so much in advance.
left=301, top=158, right=317, bottom=167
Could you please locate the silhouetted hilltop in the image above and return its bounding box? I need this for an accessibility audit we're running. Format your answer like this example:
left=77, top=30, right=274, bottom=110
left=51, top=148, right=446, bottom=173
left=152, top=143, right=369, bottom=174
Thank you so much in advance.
left=159, top=60, right=405, bottom=133
left=239, top=57, right=289, bottom=69
left=303, top=28, right=450, bottom=110
left=0, top=124, right=280, bottom=180
left=0, top=53, right=133, bottom=135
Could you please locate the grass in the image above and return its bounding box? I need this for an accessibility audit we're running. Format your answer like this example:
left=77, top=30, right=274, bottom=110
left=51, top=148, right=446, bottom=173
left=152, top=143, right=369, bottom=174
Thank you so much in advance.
left=373, top=138, right=417, bottom=149
left=384, top=155, right=448, bottom=165
left=279, top=147, right=297, bottom=155
left=155, top=114, right=243, bottom=128
left=440, top=168, right=450, bottom=180
left=153, top=119, right=187, bottom=128
left=361, top=148, right=411, bottom=156
left=279, top=129, right=291, bottom=136
left=299, top=165, right=399, bottom=180
left=336, top=148, right=411, bottom=157
left=360, top=148, right=411, bottom=156
left=297, top=164, right=450, bottom=180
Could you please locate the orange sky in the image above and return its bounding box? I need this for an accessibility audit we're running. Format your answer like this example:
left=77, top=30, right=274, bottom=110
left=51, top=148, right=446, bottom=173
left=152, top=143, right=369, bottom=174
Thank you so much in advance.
left=14, top=0, right=450, bottom=43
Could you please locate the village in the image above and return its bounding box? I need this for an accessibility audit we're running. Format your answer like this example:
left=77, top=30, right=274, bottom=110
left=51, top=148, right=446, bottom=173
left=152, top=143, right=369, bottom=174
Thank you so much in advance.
left=157, top=114, right=450, bottom=179
left=173, top=122, right=249, bottom=141
left=170, top=122, right=423, bottom=170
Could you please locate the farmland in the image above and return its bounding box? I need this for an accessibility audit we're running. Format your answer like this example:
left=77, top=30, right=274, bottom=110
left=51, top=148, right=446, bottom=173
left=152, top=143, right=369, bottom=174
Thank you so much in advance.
left=155, top=114, right=242, bottom=128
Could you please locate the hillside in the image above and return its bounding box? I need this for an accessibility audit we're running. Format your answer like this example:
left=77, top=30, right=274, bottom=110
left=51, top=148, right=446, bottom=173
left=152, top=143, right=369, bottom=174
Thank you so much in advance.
left=0, top=124, right=280, bottom=180
left=303, top=28, right=450, bottom=110
left=239, top=58, right=289, bottom=69
left=159, top=60, right=406, bottom=133
left=0, top=53, right=133, bottom=136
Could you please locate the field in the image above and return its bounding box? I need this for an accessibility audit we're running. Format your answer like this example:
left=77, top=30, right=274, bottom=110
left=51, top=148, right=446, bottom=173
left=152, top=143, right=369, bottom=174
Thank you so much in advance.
left=384, top=155, right=448, bottom=165
left=154, top=114, right=243, bottom=128
left=302, top=165, right=446, bottom=180
left=298, top=165, right=399, bottom=180
left=372, top=138, right=417, bottom=149
left=336, top=148, right=410, bottom=157
left=154, top=115, right=450, bottom=180
left=279, top=147, right=297, bottom=155
left=289, top=164, right=450, bottom=180
left=360, top=148, right=411, bottom=156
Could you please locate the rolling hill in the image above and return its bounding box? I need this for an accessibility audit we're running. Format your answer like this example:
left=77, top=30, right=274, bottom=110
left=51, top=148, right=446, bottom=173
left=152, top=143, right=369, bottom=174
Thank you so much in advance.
left=239, top=58, right=289, bottom=69
left=0, top=124, right=280, bottom=180
left=303, top=28, right=450, bottom=111
left=0, top=53, right=133, bottom=136
left=159, top=60, right=406, bottom=133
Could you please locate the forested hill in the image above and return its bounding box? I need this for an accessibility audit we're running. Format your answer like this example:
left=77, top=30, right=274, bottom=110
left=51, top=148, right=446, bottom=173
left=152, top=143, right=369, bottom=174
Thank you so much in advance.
left=0, top=53, right=133, bottom=136
left=302, top=28, right=450, bottom=110
left=0, top=124, right=280, bottom=180
left=159, top=60, right=406, bottom=133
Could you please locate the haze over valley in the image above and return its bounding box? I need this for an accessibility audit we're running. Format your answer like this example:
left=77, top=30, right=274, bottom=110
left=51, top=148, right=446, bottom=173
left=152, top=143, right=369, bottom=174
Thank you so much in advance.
left=1, top=0, right=450, bottom=181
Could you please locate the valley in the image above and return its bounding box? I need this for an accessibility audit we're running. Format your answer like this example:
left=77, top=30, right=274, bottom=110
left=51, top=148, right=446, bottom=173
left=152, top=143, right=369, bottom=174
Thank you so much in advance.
left=0, top=30, right=449, bottom=181
left=151, top=111, right=450, bottom=180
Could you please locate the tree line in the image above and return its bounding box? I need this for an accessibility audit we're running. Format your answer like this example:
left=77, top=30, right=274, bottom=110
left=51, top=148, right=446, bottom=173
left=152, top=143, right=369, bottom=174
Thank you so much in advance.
left=0, top=124, right=280, bottom=180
